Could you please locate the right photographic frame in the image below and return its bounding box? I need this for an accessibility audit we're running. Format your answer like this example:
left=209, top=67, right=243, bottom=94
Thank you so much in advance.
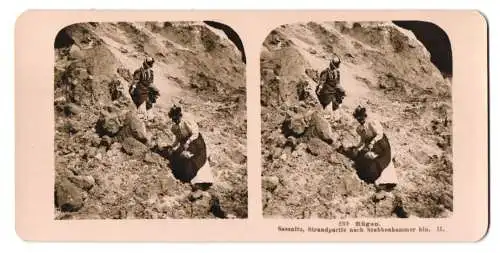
left=260, top=21, right=452, bottom=219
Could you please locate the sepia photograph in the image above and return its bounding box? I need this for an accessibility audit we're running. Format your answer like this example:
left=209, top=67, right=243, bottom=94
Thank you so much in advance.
left=14, top=9, right=489, bottom=242
left=260, top=21, right=452, bottom=219
left=53, top=21, right=247, bottom=219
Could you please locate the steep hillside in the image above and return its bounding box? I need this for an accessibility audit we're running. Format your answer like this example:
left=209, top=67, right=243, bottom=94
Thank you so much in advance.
left=261, top=21, right=452, bottom=218
left=54, top=21, right=247, bottom=219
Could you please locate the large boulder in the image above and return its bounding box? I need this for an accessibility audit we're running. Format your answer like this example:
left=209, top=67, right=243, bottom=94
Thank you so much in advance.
left=96, top=110, right=123, bottom=137
left=68, top=174, right=95, bottom=191
left=282, top=109, right=333, bottom=144
left=63, top=103, right=83, bottom=116
left=121, top=137, right=149, bottom=157
left=55, top=177, right=84, bottom=212
left=305, top=111, right=334, bottom=144
left=306, top=137, right=333, bottom=158
left=118, top=111, right=149, bottom=144
left=281, top=112, right=308, bottom=137
left=262, top=176, right=280, bottom=192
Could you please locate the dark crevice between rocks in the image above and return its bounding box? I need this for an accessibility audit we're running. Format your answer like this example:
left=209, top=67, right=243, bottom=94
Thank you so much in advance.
left=203, top=20, right=246, bottom=64
left=393, top=21, right=452, bottom=78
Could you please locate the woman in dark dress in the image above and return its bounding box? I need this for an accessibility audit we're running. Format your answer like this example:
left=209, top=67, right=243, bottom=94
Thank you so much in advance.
left=167, top=105, right=213, bottom=187
left=352, top=106, right=398, bottom=188
left=164, top=105, right=234, bottom=218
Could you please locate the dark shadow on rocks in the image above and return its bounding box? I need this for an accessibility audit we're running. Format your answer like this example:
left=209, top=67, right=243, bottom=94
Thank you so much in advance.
left=393, top=21, right=452, bottom=78
left=203, top=20, right=246, bottom=64
left=54, top=26, right=75, bottom=49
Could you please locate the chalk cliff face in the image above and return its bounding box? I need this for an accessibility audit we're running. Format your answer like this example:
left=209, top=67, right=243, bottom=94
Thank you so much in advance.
left=54, top=22, right=247, bottom=219
left=261, top=21, right=452, bottom=218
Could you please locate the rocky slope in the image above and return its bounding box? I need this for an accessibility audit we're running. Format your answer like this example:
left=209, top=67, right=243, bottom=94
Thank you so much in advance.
left=54, top=21, right=247, bottom=219
left=261, top=21, right=452, bottom=219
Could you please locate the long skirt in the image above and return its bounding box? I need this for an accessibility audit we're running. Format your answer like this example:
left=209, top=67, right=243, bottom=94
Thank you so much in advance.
left=317, top=85, right=345, bottom=110
left=170, top=134, right=213, bottom=185
left=371, top=134, right=392, bottom=171
left=355, top=134, right=398, bottom=186
left=132, top=85, right=159, bottom=109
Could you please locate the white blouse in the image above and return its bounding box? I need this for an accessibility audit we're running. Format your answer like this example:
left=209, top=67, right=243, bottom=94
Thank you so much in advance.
left=356, top=118, right=384, bottom=148
left=171, top=116, right=200, bottom=146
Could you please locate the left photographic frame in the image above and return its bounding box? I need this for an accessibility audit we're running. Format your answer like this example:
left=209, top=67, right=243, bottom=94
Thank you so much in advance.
left=53, top=21, right=248, bottom=219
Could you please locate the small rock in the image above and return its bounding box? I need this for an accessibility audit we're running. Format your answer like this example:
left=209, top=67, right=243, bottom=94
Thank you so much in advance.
left=279, top=153, right=288, bottom=160
left=94, top=176, right=105, bottom=186
left=305, top=68, right=319, bottom=82
left=74, top=67, right=90, bottom=80
left=54, top=96, right=67, bottom=103
left=286, top=194, right=302, bottom=206
left=307, top=138, right=332, bottom=157
left=68, top=175, right=95, bottom=191
left=81, top=191, right=89, bottom=200
left=295, top=143, right=307, bottom=152
left=373, top=196, right=396, bottom=217
left=188, top=190, right=204, bottom=201
left=227, top=148, right=247, bottom=164
left=270, top=147, right=282, bottom=159
left=327, top=154, right=341, bottom=165
left=144, top=152, right=156, bottom=163
left=101, top=135, right=113, bottom=148
left=190, top=195, right=212, bottom=217
left=440, top=194, right=453, bottom=211
left=64, top=103, right=83, bottom=116
left=262, top=176, right=280, bottom=192
left=84, top=204, right=102, bottom=216
left=283, top=113, right=308, bottom=137
left=69, top=44, right=83, bottom=59
left=134, top=185, right=150, bottom=200
left=333, top=180, right=348, bottom=197
left=119, top=47, right=128, bottom=53
left=122, top=137, right=149, bottom=157
left=90, top=134, right=101, bottom=147
left=285, top=136, right=298, bottom=149
left=342, top=175, right=361, bottom=196
left=69, top=163, right=83, bottom=175
left=87, top=147, right=98, bottom=158
left=110, top=142, right=122, bottom=151
left=373, top=192, right=387, bottom=202
left=117, top=67, right=133, bottom=82
left=63, top=119, right=82, bottom=134
left=55, top=178, right=84, bottom=212
left=159, top=174, right=177, bottom=194
left=96, top=111, right=123, bottom=137
left=289, top=117, right=307, bottom=135
left=95, top=152, right=103, bottom=161
left=119, top=209, right=128, bottom=219
left=318, top=186, right=332, bottom=199
left=411, top=149, right=432, bottom=165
